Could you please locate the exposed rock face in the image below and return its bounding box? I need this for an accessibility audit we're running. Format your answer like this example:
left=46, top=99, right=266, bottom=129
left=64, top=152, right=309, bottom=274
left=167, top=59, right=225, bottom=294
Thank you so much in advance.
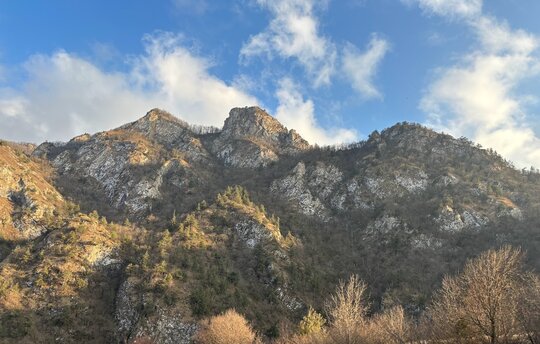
left=395, top=169, right=428, bottom=193
left=234, top=219, right=276, bottom=248
left=220, top=107, right=309, bottom=152
left=134, top=310, right=197, bottom=344
left=0, top=145, right=64, bottom=240
left=367, top=215, right=403, bottom=235
left=411, top=234, right=443, bottom=249
left=271, top=162, right=328, bottom=218
left=116, top=278, right=197, bottom=344
left=25, top=115, right=533, bottom=252
left=115, top=279, right=140, bottom=340
left=119, top=108, right=211, bottom=161
left=499, top=207, right=523, bottom=220
left=435, top=206, right=488, bottom=233
left=32, top=109, right=217, bottom=219
left=275, top=286, right=303, bottom=311
left=211, top=107, right=309, bottom=167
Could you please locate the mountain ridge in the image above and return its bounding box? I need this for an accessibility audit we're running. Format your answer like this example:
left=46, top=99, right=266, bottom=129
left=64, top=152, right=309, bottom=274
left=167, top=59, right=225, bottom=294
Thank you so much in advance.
left=1, top=107, right=539, bottom=343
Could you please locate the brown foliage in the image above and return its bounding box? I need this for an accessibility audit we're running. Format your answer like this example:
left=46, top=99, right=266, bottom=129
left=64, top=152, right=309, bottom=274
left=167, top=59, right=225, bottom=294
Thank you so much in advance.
left=325, top=275, right=368, bottom=344
left=364, top=305, right=413, bottom=344
left=195, top=309, right=258, bottom=344
left=425, top=246, right=540, bottom=344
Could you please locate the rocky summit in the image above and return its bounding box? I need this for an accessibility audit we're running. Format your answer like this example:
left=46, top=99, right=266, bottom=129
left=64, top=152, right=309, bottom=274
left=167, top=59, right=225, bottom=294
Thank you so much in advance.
left=1, top=107, right=540, bottom=343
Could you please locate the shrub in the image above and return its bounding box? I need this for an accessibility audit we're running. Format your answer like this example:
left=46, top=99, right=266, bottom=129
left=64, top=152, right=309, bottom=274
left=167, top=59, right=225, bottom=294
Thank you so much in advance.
left=195, top=309, right=258, bottom=344
left=0, top=311, right=31, bottom=338
left=299, top=307, right=325, bottom=335
left=190, top=287, right=214, bottom=317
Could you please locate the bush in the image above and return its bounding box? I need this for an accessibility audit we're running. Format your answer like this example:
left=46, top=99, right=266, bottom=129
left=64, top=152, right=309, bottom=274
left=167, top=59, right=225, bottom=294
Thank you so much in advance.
left=299, top=307, right=325, bottom=335
left=0, top=311, right=31, bottom=338
left=195, top=309, right=258, bottom=344
left=190, top=287, right=215, bottom=317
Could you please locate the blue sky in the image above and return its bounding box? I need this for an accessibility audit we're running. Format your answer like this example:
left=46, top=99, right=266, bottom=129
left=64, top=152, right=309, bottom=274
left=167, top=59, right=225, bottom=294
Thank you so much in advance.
left=1, top=0, right=540, bottom=167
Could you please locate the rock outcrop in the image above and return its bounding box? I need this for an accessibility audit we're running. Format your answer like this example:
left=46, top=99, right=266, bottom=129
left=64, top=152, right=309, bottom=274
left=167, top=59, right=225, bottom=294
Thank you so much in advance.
left=0, top=145, right=65, bottom=240
left=210, top=107, right=309, bottom=167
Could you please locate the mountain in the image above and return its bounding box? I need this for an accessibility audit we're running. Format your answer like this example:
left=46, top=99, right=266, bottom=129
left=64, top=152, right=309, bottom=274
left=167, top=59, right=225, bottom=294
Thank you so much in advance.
left=1, top=107, right=539, bottom=343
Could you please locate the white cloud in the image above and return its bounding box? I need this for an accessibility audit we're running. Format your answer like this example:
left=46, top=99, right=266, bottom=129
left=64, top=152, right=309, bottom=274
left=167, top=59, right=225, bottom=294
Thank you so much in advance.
left=473, top=16, right=538, bottom=55
left=240, top=0, right=336, bottom=87
left=342, top=35, right=390, bottom=99
left=403, top=0, right=482, bottom=19
left=0, top=32, right=258, bottom=143
left=133, top=33, right=258, bottom=125
left=0, top=52, right=153, bottom=142
left=275, top=77, right=357, bottom=145
left=416, top=4, right=540, bottom=167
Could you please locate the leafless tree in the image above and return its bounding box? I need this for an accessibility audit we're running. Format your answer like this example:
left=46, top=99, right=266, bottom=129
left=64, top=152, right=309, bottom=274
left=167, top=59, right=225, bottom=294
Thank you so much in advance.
left=516, top=273, right=540, bottom=344
left=325, top=275, right=369, bottom=344
left=426, top=246, right=539, bottom=344
left=365, top=305, right=413, bottom=344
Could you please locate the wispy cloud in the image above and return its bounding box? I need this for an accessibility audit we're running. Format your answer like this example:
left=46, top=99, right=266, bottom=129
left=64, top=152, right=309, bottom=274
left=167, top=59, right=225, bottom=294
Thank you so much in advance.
left=403, top=0, right=482, bottom=19
left=240, top=0, right=337, bottom=87
left=342, top=35, right=390, bottom=99
left=242, top=0, right=390, bottom=99
left=275, top=77, right=358, bottom=145
left=410, top=0, right=540, bottom=167
left=0, top=32, right=257, bottom=143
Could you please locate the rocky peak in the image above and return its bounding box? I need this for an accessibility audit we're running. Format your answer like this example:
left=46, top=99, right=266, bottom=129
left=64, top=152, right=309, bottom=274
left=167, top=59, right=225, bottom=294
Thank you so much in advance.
left=365, top=122, right=511, bottom=171
left=210, top=107, right=310, bottom=168
left=379, top=122, right=437, bottom=141
left=121, top=109, right=189, bottom=134
left=222, top=107, right=288, bottom=139
left=221, top=107, right=309, bottom=148
left=115, top=108, right=198, bottom=149
left=141, top=108, right=187, bottom=125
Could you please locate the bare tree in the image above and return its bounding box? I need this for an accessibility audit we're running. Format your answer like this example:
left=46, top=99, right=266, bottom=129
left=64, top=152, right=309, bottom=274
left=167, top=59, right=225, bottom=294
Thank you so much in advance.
left=365, top=305, right=412, bottom=344
left=325, top=275, right=369, bottom=344
left=516, top=273, right=540, bottom=344
left=426, top=246, right=539, bottom=344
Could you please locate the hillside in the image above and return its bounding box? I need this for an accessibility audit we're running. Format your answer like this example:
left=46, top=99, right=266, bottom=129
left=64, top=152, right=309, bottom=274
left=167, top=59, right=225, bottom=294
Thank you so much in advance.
left=1, top=107, right=540, bottom=343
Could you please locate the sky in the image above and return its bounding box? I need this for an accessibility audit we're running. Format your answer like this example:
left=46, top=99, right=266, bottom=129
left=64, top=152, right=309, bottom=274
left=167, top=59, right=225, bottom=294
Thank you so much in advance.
left=1, top=0, right=540, bottom=168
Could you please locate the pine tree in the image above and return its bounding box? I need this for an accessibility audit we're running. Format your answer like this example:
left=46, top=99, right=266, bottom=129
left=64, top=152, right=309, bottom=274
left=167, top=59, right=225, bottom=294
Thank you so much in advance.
left=299, top=307, right=326, bottom=335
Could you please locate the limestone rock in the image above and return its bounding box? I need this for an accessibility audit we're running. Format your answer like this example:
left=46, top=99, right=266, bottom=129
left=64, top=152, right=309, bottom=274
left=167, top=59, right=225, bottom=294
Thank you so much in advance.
left=271, top=162, right=327, bottom=218
left=234, top=219, right=275, bottom=248
left=211, top=107, right=309, bottom=167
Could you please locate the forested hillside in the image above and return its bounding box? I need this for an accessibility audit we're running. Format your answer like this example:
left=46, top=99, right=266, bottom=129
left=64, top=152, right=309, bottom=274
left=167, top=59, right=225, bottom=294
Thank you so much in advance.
left=1, top=107, right=539, bottom=343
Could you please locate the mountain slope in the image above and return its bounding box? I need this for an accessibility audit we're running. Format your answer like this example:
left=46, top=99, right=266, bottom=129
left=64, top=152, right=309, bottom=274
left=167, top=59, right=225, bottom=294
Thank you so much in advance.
left=0, top=142, right=70, bottom=261
left=1, top=108, right=540, bottom=343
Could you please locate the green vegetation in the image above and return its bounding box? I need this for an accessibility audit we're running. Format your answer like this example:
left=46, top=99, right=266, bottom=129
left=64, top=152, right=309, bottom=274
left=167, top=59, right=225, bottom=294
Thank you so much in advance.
left=201, top=247, right=539, bottom=343
left=298, top=307, right=326, bottom=335
left=0, top=311, right=31, bottom=339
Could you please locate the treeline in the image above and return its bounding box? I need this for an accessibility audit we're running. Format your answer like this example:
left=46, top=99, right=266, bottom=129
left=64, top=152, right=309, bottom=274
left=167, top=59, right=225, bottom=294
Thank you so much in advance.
left=189, top=124, right=221, bottom=135
left=193, top=246, right=540, bottom=344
